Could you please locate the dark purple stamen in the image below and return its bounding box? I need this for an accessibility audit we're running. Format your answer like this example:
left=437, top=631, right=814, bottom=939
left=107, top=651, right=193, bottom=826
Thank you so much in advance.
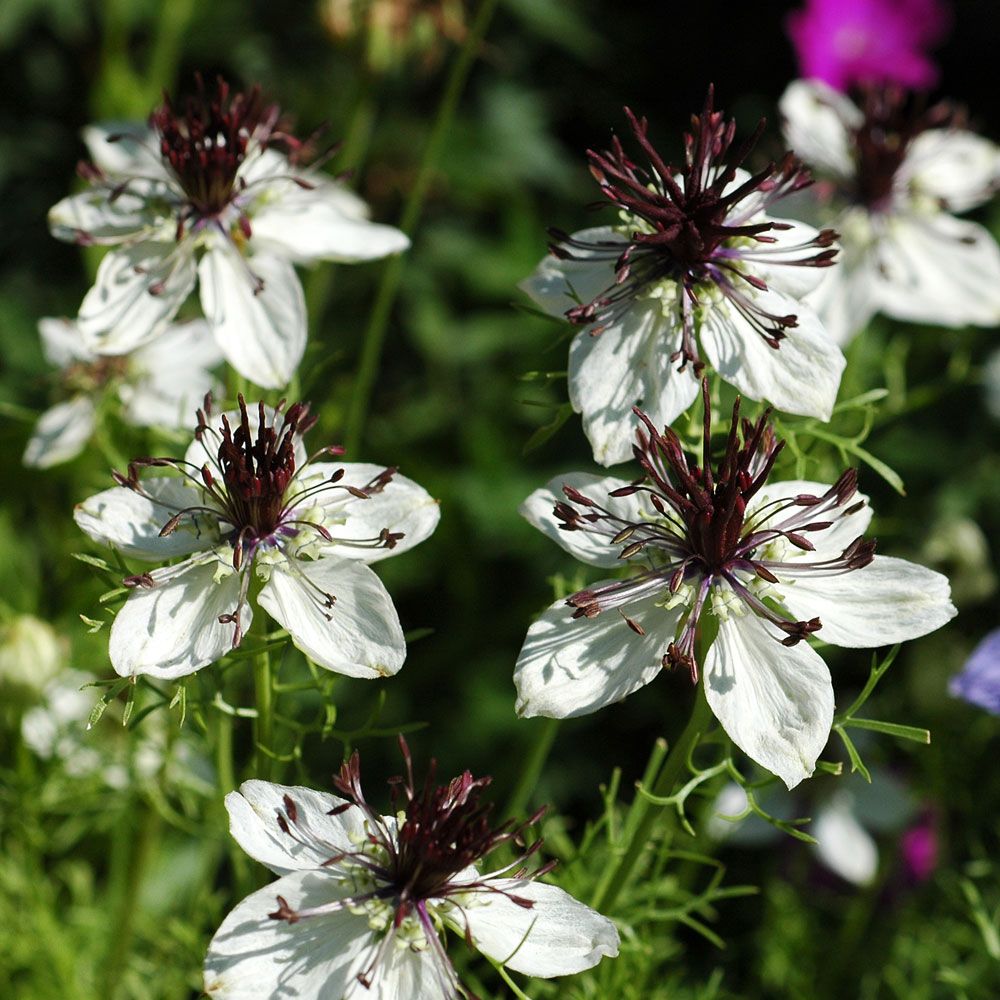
left=555, top=382, right=874, bottom=681
left=550, top=87, right=838, bottom=370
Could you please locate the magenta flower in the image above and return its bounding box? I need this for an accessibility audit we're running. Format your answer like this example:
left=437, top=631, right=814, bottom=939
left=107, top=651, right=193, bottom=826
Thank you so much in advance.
left=787, top=0, right=951, bottom=92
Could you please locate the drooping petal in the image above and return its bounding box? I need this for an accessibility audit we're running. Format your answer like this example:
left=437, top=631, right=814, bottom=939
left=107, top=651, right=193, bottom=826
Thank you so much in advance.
left=460, top=879, right=619, bottom=977
left=872, top=213, right=1000, bottom=328
left=23, top=396, right=96, bottom=468
left=251, top=180, right=409, bottom=263
left=703, top=611, right=834, bottom=790
left=74, top=478, right=220, bottom=561
left=199, top=242, right=306, bottom=389
left=108, top=556, right=247, bottom=678
left=568, top=302, right=700, bottom=466
left=77, top=241, right=197, bottom=354
left=48, top=189, right=168, bottom=246
left=779, top=80, right=861, bottom=181
left=699, top=289, right=844, bottom=421
left=258, top=557, right=406, bottom=679
left=519, top=227, right=627, bottom=319
left=813, top=795, right=879, bottom=886
left=123, top=320, right=223, bottom=428
left=225, top=780, right=364, bottom=875
left=514, top=594, right=680, bottom=719
left=519, top=472, right=644, bottom=568
left=777, top=555, right=956, bottom=648
left=203, top=870, right=371, bottom=999
left=304, top=463, right=440, bottom=563
left=38, top=317, right=94, bottom=367
left=900, top=129, right=1000, bottom=213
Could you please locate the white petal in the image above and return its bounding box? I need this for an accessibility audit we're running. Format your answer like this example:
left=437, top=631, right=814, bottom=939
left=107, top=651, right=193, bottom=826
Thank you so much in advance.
left=461, top=879, right=619, bottom=977
left=520, top=472, right=643, bottom=568
left=48, top=190, right=166, bottom=246
left=568, top=303, right=700, bottom=466
left=82, top=123, right=164, bottom=177
left=873, top=213, right=1000, bottom=328
left=124, top=320, right=223, bottom=428
left=78, top=242, right=196, bottom=354
left=258, top=558, right=406, bottom=679
left=813, top=796, right=878, bottom=886
left=779, top=80, right=861, bottom=180
left=23, top=396, right=96, bottom=468
left=519, top=227, right=625, bottom=319
left=204, top=869, right=370, bottom=999
left=74, top=478, right=220, bottom=561
left=251, top=180, right=409, bottom=263
left=746, top=216, right=837, bottom=299
left=38, top=317, right=94, bottom=367
left=225, top=780, right=363, bottom=875
left=699, top=290, right=844, bottom=421
left=199, top=244, right=306, bottom=389
left=306, top=462, right=440, bottom=563
left=802, top=226, right=880, bottom=346
left=778, top=555, right=956, bottom=649
left=514, top=594, right=680, bottom=719
left=900, top=129, right=1000, bottom=214
left=109, top=556, right=247, bottom=678
left=749, top=478, right=873, bottom=559
left=704, top=612, right=834, bottom=789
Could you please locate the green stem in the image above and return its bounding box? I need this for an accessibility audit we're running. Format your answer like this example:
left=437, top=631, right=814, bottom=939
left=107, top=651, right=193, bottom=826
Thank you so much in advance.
left=343, top=0, right=499, bottom=454
left=253, top=645, right=274, bottom=780
left=502, top=718, right=560, bottom=821
left=215, top=705, right=250, bottom=889
left=591, top=685, right=713, bottom=913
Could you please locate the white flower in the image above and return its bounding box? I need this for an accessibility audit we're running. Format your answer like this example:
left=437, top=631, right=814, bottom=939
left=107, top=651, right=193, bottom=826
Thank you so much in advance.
left=780, top=79, right=1000, bottom=344
left=514, top=392, right=955, bottom=788
left=520, top=93, right=845, bottom=466
left=0, top=614, right=65, bottom=693
left=204, top=744, right=619, bottom=998
left=23, top=316, right=223, bottom=469
left=74, top=396, right=439, bottom=679
left=48, top=79, right=409, bottom=389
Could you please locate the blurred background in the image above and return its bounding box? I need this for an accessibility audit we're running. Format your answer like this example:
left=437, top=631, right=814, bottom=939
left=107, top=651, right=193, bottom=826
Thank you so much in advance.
left=3, top=0, right=1000, bottom=996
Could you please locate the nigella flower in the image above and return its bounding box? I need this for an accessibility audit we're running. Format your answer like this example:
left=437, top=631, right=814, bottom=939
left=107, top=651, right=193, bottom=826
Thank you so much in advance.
left=48, top=77, right=409, bottom=389
left=74, top=395, right=439, bottom=679
left=204, top=740, right=619, bottom=998
left=23, top=317, right=222, bottom=469
left=514, top=386, right=955, bottom=788
left=780, top=80, right=1000, bottom=344
left=949, top=628, right=1000, bottom=714
left=520, top=90, right=845, bottom=466
left=786, top=0, right=951, bottom=93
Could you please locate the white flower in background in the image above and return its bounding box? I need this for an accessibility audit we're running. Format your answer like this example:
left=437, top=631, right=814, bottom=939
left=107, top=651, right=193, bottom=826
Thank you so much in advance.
left=74, top=396, right=439, bottom=679
left=23, top=317, right=222, bottom=469
left=0, top=614, right=65, bottom=694
left=514, top=388, right=955, bottom=788
left=780, top=79, right=1000, bottom=344
left=205, top=740, right=619, bottom=998
left=520, top=89, right=844, bottom=466
left=48, top=77, right=409, bottom=389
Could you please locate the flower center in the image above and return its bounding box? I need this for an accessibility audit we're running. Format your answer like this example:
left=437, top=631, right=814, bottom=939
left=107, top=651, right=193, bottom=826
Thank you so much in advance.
left=151, top=76, right=276, bottom=218
left=851, top=85, right=958, bottom=211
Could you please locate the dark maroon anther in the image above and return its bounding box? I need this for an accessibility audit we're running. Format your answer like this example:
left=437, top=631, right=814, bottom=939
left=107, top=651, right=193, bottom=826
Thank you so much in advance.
left=551, top=88, right=838, bottom=368
left=555, top=381, right=875, bottom=681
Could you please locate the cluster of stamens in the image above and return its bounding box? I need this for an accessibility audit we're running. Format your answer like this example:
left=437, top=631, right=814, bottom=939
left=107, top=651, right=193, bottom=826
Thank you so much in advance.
left=850, top=85, right=962, bottom=211
left=269, top=737, right=552, bottom=998
left=113, top=394, right=403, bottom=646
left=554, top=383, right=873, bottom=681
left=549, top=88, right=838, bottom=371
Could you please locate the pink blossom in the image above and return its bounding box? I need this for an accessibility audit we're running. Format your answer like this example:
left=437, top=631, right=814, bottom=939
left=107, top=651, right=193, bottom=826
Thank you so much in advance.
left=787, top=0, right=951, bottom=92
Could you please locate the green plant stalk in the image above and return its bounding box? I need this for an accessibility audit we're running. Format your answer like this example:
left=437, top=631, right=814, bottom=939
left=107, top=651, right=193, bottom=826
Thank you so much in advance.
left=502, top=717, right=561, bottom=822
left=343, top=0, right=500, bottom=454
left=252, top=625, right=274, bottom=781
left=591, top=684, right=713, bottom=913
